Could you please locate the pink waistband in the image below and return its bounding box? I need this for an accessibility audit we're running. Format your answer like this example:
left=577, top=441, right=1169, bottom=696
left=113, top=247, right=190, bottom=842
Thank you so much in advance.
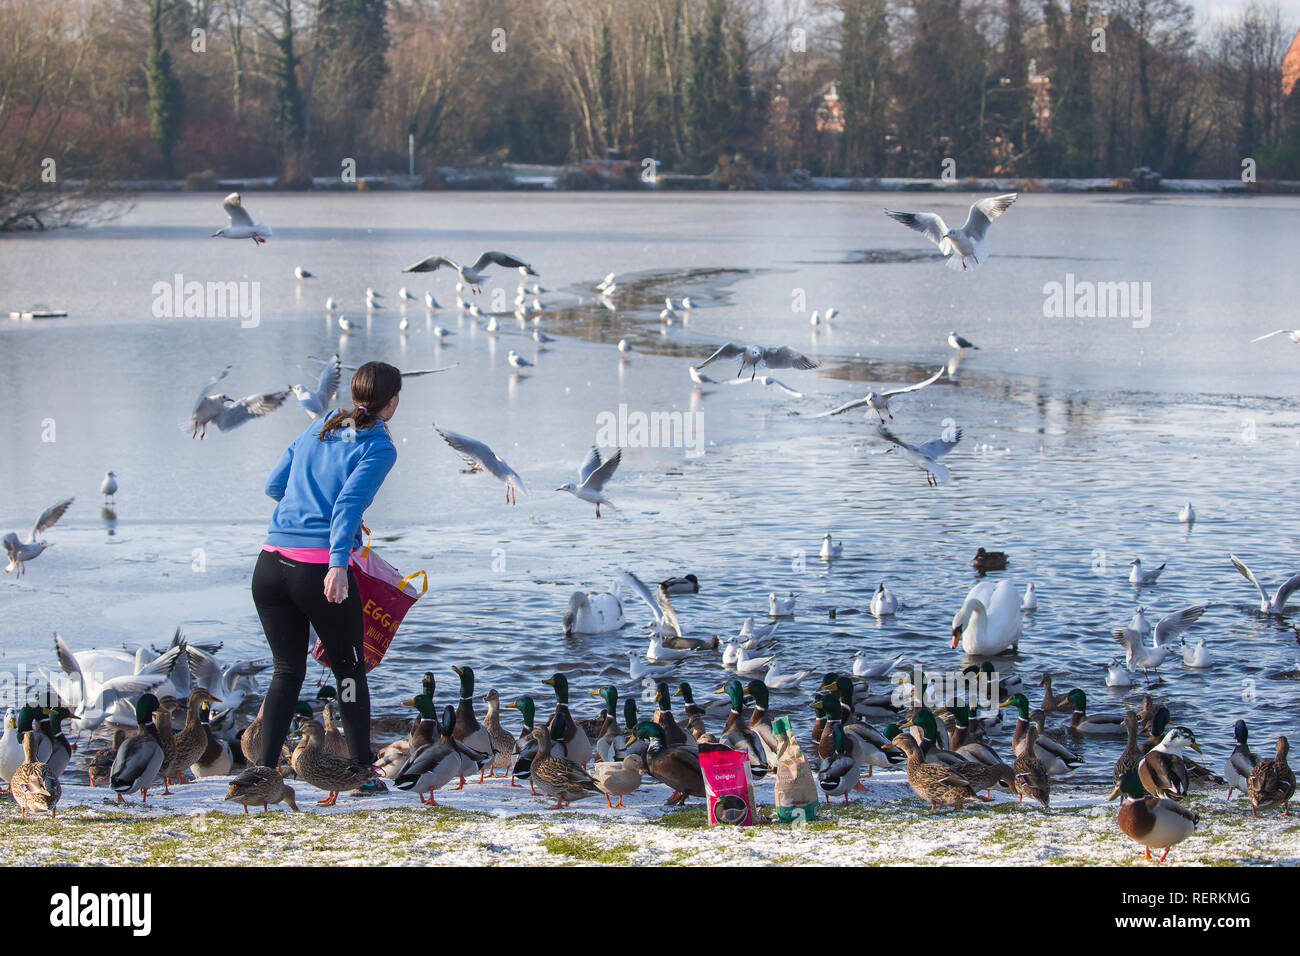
left=262, top=544, right=332, bottom=563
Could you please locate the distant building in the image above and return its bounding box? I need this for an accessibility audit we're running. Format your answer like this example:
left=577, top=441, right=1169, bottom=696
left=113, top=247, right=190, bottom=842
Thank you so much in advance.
left=1284, top=27, right=1300, bottom=97
left=817, top=81, right=845, bottom=134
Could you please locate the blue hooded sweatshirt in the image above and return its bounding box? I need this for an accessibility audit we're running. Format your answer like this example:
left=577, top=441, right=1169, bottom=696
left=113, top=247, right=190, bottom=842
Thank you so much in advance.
left=263, top=416, right=398, bottom=567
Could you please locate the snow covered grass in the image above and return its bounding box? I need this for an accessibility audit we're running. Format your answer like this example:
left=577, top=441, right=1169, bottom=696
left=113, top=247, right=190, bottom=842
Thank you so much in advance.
left=3, top=771, right=1297, bottom=866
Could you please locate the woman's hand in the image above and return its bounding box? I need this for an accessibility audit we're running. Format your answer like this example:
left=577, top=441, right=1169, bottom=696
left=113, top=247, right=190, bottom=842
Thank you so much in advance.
left=324, top=566, right=350, bottom=604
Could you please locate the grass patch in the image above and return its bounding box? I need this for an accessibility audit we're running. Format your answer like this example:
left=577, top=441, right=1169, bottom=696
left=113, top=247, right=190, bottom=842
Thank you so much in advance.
left=540, top=834, right=637, bottom=864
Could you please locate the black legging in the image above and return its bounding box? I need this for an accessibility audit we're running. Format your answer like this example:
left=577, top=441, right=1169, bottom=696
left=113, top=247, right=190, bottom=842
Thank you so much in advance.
left=251, top=549, right=373, bottom=767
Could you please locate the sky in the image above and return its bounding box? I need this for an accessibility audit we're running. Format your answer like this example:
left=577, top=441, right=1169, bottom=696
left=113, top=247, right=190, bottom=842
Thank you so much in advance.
left=1198, top=0, right=1300, bottom=28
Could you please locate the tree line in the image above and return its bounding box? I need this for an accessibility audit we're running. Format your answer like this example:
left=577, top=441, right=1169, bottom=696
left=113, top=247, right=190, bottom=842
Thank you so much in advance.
left=2, top=0, right=1298, bottom=226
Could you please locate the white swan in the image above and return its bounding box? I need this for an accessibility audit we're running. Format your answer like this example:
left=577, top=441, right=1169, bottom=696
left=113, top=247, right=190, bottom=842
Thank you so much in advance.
left=562, top=587, right=625, bottom=636
left=950, top=580, right=1022, bottom=655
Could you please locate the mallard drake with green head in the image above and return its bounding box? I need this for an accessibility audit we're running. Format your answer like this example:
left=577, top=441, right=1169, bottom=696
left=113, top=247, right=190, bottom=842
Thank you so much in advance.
left=1224, top=720, right=1258, bottom=801
left=89, top=729, right=126, bottom=788
left=943, top=706, right=1003, bottom=766
left=1109, top=769, right=1198, bottom=861
left=1063, top=689, right=1125, bottom=734
left=15, top=706, right=53, bottom=763
left=396, top=704, right=486, bottom=806
left=1138, top=727, right=1201, bottom=800
left=892, top=733, right=986, bottom=811
left=592, top=752, right=646, bottom=808
left=542, top=673, right=591, bottom=765
left=480, top=688, right=518, bottom=781
left=897, top=708, right=965, bottom=767
left=823, top=672, right=905, bottom=722
left=589, top=686, right=626, bottom=763
left=1247, top=735, right=1295, bottom=817
left=529, top=724, right=600, bottom=809
left=224, top=765, right=298, bottom=813
left=39, top=706, right=74, bottom=779
left=830, top=695, right=903, bottom=777
left=1002, top=693, right=1082, bottom=774
left=511, top=696, right=539, bottom=792
left=630, top=720, right=704, bottom=806
left=676, top=681, right=730, bottom=725
left=718, top=680, right=769, bottom=776
left=1012, top=724, right=1051, bottom=807
left=292, top=720, right=376, bottom=805
left=743, top=679, right=782, bottom=760
left=10, top=731, right=61, bottom=820
left=110, top=694, right=166, bottom=803
left=451, top=665, right=494, bottom=764
left=817, top=724, right=862, bottom=804
left=191, top=701, right=234, bottom=778
left=653, top=681, right=694, bottom=749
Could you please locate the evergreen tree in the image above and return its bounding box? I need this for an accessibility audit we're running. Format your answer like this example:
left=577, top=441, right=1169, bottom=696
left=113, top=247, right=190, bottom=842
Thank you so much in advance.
left=145, top=0, right=185, bottom=176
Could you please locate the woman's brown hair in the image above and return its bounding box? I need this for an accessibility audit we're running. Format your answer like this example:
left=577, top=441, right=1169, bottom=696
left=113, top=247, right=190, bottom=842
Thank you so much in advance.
left=318, top=361, right=402, bottom=440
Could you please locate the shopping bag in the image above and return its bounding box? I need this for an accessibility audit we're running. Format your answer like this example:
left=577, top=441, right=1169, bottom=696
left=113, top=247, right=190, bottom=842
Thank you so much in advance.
left=312, top=527, right=426, bottom=673
left=698, top=744, right=758, bottom=826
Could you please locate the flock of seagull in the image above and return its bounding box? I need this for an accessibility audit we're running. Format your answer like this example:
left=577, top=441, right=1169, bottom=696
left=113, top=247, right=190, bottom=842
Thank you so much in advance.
left=4, top=189, right=1297, bottom=864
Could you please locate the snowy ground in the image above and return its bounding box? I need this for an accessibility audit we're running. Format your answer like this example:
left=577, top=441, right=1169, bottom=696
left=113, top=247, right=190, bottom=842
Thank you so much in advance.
left=3, top=770, right=1296, bottom=867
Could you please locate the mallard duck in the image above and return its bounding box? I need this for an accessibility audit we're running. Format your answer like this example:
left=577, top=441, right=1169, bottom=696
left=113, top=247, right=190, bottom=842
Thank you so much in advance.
left=224, top=766, right=299, bottom=813
left=510, top=696, right=540, bottom=792
left=823, top=672, right=904, bottom=722
left=716, top=680, right=769, bottom=776
left=652, top=681, right=694, bottom=749
left=240, top=698, right=267, bottom=766
left=191, top=701, right=234, bottom=777
left=320, top=699, right=349, bottom=758
left=743, top=679, right=782, bottom=761
left=163, top=688, right=221, bottom=787
left=292, top=720, right=375, bottom=805
left=589, top=686, right=626, bottom=763
left=15, top=706, right=53, bottom=763
left=1027, top=708, right=1068, bottom=745
left=622, top=699, right=649, bottom=760
left=110, top=694, right=166, bottom=803
left=40, top=707, right=74, bottom=778
left=897, top=708, right=965, bottom=767
left=944, top=707, right=1004, bottom=766
left=89, top=730, right=127, bottom=788
left=1113, top=710, right=1142, bottom=784
left=10, top=732, right=61, bottom=819
left=592, top=753, right=646, bottom=808
left=0, top=708, right=23, bottom=791
left=972, top=547, right=1007, bottom=572
left=1037, top=673, right=1073, bottom=713
left=1247, top=735, right=1295, bottom=817
left=1064, top=689, right=1125, bottom=734
left=451, top=666, right=494, bottom=772
left=659, top=574, right=700, bottom=594
left=1109, top=770, right=1198, bottom=862
left=480, top=689, right=518, bottom=781
left=630, top=720, right=705, bottom=806
left=1139, top=708, right=1220, bottom=789
left=396, top=704, right=487, bottom=805
left=1138, top=727, right=1201, bottom=800
left=955, top=760, right=1017, bottom=799
left=892, top=733, right=985, bottom=811
left=528, top=724, right=600, bottom=809
left=152, top=696, right=183, bottom=792
left=1224, top=719, right=1259, bottom=801
left=1012, top=725, right=1052, bottom=807
left=1002, top=693, right=1082, bottom=774
left=541, top=673, right=591, bottom=766
left=817, top=725, right=862, bottom=804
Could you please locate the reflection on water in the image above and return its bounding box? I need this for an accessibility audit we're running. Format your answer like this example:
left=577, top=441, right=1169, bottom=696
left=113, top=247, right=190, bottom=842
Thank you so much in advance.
left=1, top=192, right=1298, bottom=779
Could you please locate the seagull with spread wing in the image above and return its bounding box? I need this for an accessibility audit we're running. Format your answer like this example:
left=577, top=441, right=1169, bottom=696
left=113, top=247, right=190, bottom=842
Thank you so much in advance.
left=211, top=193, right=271, bottom=245
left=884, top=194, right=1017, bottom=272
left=1230, top=554, right=1300, bottom=616
left=309, top=356, right=457, bottom=379
left=557, top=447, right=622, bottom=518
left=695, top=343, right=819, bottom=381
left=291, top=353, right=341, bottom=419
left=875, top=425, right=963, bottom=486
left=725, top=375, right=804, bottom=398
left=402, top=251, right=538, bottom=291
left=4, top=498, right=74, bottom=577
left=1112, top=604, right=1209, bottom=685
left=1250, top=329, right=1300, bottom=344
left=809, top=366, right=945, bottom=423
left=186, top=366, right=290, bottom=439
left=434, top=425, right=528, bottom=505
left=620, top=570, right=683, bottom=641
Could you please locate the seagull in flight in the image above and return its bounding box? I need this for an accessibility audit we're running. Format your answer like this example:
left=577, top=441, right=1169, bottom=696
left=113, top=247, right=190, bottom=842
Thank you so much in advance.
left=1113, top=604, right=1208, bottom=684
left=1229, top=554, right=1300, bottom=615
left=874, top=425, right=962, bottom=486
left=291, top=353, right=341, bottom=419
left=402, top=251, right=538, bottom=291
left=309, top=356, right=457, bottom=379
left=186, top=366, right=289, bottom=438
left=434, top=425, right=528, bottom=505
left=557, top=447, right=622, bottom=518
left=725, top=375, right=804, bottom=398
left=689, top=366, right=720, bottom=389
left=211, top=193, right=271, bottom=245
left=4, top=498, right=74, bottom=577
left=884, top=194, right=1017, bottom=272
left=948, top=332, right=979, bottom=351
left=695, top=343, right=819, bottom=381
left=1250, top=329, right=1300, bottom=344
left=809, top=366, right=945, bottom=423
